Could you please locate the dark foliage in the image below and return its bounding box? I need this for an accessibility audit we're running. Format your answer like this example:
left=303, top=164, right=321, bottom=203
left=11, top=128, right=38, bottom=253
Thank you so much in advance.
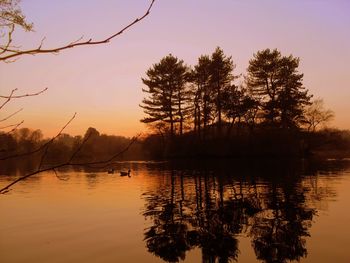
left=139, top=48, right=344, bottom=159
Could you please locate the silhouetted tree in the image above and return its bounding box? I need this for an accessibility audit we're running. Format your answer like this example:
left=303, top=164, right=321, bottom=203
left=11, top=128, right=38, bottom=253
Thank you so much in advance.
left=192, top=55, right=213, bottom=136
left=304, top=98, right=334, bottom=131
left=221, top=85, right=253, bottom=135
left=277, top=55, right=312, bottom=128
left=209, top=47, right=236, bottom=132
left=247, top=49, right=282, bottom=124
left=247, top=49, right=312, bottom=128
left=140, top=54, right=190, bottom=137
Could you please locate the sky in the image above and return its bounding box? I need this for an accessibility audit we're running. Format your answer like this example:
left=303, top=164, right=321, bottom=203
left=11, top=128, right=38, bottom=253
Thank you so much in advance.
left=1, top=0, right=349, bottom=137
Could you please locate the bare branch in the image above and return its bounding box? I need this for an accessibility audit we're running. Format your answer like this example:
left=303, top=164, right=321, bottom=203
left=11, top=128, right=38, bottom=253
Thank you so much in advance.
left=0, top=165, right=63, bottom=194
left=0, top=88, right=17, bottom=110
left=0, top=121, right=23, bottom=130
left=0, top=108, right=23, bottom=122
left=0, top=0, right=156, bottom=61
left=0, top=120, right=24, bottom=133
left=37, top=142, right=49, bottom=170
left=0, top=87, right=47, bottom=99
left=68, top=132, right=92, bottom=162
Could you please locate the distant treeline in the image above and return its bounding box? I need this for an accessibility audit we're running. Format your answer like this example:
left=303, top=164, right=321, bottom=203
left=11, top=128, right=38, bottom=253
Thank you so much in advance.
left=139, top=47, right=341, bottom=158
left=1, top=126, right=350, bottom=171
left=0, top=127, right=146, bottom=174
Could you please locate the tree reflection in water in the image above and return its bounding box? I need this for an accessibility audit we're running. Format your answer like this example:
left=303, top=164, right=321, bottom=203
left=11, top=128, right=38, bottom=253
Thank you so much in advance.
left=142, top=160, right=339, bottom=263
left=249, top=182, right=314, bottom=263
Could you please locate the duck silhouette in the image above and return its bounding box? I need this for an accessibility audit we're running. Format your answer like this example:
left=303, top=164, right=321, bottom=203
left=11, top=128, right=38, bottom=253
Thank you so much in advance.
left=107, top=168, right=115, bottom=174
left=120, top=169, right=131, bottom=177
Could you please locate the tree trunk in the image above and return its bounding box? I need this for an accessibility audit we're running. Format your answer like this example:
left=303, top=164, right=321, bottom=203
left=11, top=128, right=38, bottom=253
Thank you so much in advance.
left=197, top=106, right=201, bottom=138
left=217, top=83, right=222, bottom=133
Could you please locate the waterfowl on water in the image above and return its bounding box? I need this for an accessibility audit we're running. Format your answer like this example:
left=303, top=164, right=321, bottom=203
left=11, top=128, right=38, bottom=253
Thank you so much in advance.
left=107, top=168, right=115, bottom=174
left=120, top=169, right=131, bottom=177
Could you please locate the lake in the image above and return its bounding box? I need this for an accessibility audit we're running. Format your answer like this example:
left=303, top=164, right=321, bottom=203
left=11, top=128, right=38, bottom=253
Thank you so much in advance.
left=1, top=159, right=350, bottom=263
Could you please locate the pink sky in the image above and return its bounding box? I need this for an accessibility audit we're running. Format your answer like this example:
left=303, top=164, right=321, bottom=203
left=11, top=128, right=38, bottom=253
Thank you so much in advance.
left=1, top=0, right=349, bottom=137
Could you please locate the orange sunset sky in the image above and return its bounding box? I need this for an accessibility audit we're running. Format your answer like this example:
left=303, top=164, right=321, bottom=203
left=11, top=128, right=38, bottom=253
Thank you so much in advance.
left=1, top=0, right=349, bottom=137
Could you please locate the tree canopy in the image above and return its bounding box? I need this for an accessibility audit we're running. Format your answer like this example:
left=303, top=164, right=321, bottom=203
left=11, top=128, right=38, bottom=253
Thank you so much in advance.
left=247, top=48, right=312, bottom=128
left=140, top=48, right=319, bottom=139
left=140, top=54, right=191, bottom=136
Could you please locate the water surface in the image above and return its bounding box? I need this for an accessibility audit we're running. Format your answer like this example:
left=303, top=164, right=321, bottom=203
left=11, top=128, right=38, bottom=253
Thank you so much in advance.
left=1, top=160, right=350, bottom=263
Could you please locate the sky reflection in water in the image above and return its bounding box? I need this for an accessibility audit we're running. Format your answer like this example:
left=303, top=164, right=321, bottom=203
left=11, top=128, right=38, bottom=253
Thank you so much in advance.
left=1, top=160, right=350, bottom=263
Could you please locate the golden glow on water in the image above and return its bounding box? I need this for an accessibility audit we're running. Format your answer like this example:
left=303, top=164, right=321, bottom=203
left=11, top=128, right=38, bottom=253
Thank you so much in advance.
left=0, top=171, right=158, bottom=263
left=1, top=162, right=350, bottom=262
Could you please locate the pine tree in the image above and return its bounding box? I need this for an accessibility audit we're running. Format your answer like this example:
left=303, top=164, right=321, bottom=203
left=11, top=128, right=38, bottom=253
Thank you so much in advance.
left=140, top=54, right=190, bottom=136
left=247, top=48, right=282, bottom=124
left=209, top=47, right=235, bottom=131
left=247, top=49, right=312, bottom=128
left=277, top=55, right=312, bottom=128
left=192, top=55, right=213, bottom=135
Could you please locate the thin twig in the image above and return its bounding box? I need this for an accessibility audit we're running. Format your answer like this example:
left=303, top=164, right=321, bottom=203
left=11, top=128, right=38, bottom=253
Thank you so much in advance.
left=37, top=143, right=49, bottom=170
left=0, top=120, right=24, bottom=130
left=0, top=113, right=76, bottom=161
left=0, top=88, right=17, bottom=110
left=5, top=120, right=24, bottom=133
left=68, top=132, right=92, bottom=162
left=0, top=87, right=48, bottom=99
left=0, top=108, right=23, bottom=122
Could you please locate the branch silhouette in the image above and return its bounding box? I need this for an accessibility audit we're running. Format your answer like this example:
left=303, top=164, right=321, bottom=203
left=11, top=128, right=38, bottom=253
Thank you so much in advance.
left=0, top=120, right=24, bottom=133
left=0, top=88, right=17, bottom=110
left=0, top=0, right=155, bottom=61
left=0, top=108, right=23, bottom=122
left=0, top=87, right=48, bottom=99
left=0, top=112, right=76, bottom=161
left=0, top=87, right=47, bottom=133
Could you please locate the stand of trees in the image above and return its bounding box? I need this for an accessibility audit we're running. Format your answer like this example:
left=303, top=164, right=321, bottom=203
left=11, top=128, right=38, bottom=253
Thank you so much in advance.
left=140, top=48, right=338, bottom=158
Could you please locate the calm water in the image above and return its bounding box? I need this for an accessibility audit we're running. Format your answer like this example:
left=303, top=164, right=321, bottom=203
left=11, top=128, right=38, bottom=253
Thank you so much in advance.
left=1, top=160, right=350, bottom=263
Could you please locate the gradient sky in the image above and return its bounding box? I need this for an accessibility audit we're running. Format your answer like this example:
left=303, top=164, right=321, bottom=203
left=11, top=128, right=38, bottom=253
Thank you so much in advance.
left=1, top=0, right=349, bottom=137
